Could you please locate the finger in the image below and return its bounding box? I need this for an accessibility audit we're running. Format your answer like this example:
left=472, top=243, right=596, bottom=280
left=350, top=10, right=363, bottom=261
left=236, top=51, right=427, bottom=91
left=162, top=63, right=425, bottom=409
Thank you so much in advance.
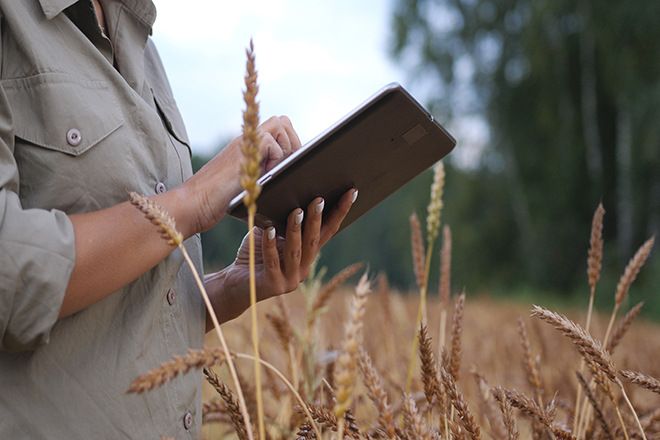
left=259, top=116, right=292, bottom=153
left=300, top=197, right=325, bottom=270
left=261, top=226, right=281, bottom=283
left=282, top=208, right=304, bottom=282
left=277, top=115, right=302, bottom=152
left=319, top=189, right=357, bottom=246
left=259, top=132, right=284, bottom=172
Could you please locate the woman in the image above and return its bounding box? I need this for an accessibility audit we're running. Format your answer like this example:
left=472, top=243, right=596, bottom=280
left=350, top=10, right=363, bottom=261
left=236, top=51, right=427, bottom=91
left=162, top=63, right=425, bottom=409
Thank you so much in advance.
left=0, top=0, right=355, bottom=438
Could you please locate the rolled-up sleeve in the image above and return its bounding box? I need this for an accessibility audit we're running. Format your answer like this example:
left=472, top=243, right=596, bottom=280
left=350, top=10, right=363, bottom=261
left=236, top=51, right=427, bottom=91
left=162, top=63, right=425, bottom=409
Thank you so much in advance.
left=0, top=81, right=76, bottom=352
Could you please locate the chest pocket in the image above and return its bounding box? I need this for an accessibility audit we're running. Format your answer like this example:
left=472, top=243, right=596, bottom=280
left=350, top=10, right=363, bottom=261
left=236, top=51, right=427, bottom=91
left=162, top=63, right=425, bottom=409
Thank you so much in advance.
left=1, top=72, right=124, bottom=156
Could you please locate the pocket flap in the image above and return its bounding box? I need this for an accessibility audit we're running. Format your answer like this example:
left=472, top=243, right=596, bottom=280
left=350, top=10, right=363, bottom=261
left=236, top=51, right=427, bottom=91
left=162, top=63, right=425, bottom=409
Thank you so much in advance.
left=2, top=73, right=124, bottom=156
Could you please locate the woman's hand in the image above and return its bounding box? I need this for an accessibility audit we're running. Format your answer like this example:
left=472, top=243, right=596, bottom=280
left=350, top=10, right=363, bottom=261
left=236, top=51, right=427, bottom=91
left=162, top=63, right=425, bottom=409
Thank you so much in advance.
left=183, top=116, right=302, bottom=236
left=204, top=189, right=357, bottom=327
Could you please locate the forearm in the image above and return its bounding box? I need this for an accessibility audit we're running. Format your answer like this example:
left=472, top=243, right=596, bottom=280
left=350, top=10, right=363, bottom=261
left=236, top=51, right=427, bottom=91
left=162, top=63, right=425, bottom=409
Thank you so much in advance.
left=60, top=187, right=199, bottom=318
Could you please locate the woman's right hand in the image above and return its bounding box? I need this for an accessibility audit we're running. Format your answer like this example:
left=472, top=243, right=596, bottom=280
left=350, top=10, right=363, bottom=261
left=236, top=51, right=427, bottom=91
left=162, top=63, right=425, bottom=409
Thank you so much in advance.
left=181, top=115, right=302, bottom=236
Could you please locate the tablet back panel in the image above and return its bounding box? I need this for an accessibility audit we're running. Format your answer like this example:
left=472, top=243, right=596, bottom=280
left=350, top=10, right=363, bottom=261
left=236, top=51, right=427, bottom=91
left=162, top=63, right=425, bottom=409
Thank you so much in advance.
left=227, top=83, right=456, bottom=235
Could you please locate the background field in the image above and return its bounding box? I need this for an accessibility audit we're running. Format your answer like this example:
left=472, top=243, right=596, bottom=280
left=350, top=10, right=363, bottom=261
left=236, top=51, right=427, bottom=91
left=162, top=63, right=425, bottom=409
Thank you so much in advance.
left=199, top=273, right=660, bottom=439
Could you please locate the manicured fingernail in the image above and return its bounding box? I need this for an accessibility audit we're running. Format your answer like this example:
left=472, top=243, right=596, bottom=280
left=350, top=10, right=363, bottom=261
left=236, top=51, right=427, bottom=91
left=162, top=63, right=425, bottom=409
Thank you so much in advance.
left=267, top=227, right=276, bottom=241
left=316, top=199, right=325, bottom=213
left=350, top=189, right=359, bottom=204
left=295, top=210, right=304, bottom=225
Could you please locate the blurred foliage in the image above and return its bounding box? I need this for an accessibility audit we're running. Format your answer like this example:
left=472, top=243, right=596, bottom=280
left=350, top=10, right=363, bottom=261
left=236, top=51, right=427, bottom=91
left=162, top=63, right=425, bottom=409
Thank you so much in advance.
left=388, top=0, right=660, bottom=311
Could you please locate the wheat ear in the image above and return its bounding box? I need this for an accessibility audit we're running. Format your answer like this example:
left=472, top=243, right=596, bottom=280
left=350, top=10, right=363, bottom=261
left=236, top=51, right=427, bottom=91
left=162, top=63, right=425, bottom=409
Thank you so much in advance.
left=602, top=236, right=655, bottom=349
left=449, top=291, right=465, bottom=382
left=204, top=367, right=252, bottom=440
left=127, top=346, right=225, bottom=394
left=418, top=324, right=441, bottom=411
left=333, top=273, right=371, bottom=436
left=531, top=306, right=646, bottom=440
left=606, top=302, right=644, bottom=352
left=128, top=192, right=254, bottom=440
left=586, top=202, right=605, bottom=331
left=441, top=366, right=482, bottom=440
left=621, top=369, right=660, bottom=395
left=518, top=317, right=543, bottom=405
left=491, top=387, right=519, bottom=440
left=311, top=262, right=364, bottom=317
left=358, top=346, right=397, bottom=439
left=426, top=161, right=445, bottom=243
left=402, top=392, right=433, bottom=440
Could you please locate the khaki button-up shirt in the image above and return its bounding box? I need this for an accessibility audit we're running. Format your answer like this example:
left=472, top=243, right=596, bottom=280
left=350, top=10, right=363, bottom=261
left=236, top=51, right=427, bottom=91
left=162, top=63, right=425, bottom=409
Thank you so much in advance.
left=0, top=1, right=206, bottom=438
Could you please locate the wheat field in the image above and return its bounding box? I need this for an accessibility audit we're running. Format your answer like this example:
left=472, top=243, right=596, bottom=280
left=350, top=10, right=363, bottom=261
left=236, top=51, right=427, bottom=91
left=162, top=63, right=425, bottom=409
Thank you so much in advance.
left=192, top=262, right=660, bottom=439
left=126, top=42, right=660, bottom=440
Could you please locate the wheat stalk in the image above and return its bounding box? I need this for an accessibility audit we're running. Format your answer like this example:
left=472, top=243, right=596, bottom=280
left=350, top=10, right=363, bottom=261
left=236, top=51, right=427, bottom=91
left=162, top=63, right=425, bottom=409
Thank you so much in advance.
left=239, top=38, right=267, bottom=440
left=127, top=192, right=254, bottom=440
left=576, top=370, right=614, bottom=440
left=472, top=369, right=508, bottom=440
left=574, top=203, right=605, bottom=434
left=406, top=211, right=427, bottom=393
left=438, top=224, right=452, bottom=356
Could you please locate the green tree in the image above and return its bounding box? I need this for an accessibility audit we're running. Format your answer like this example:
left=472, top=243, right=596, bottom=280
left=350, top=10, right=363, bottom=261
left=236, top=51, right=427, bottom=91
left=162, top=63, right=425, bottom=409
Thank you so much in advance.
left=390, top=0, right=660, bottom=295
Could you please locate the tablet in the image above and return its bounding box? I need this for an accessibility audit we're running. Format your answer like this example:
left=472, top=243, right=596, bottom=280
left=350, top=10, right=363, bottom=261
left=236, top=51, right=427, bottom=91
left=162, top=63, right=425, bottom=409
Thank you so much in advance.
left=226, top=83, right=456, bottom=235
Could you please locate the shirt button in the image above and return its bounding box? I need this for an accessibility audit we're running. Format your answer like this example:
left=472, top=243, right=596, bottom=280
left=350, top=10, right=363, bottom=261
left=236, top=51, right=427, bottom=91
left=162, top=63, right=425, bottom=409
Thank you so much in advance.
left=66, top=128, right=82, bottom=146
left=155, top=181, right=166, bottom=194
left=166, top=289, right=176, bottom=306
left=183, top=412, right=193, bottom=430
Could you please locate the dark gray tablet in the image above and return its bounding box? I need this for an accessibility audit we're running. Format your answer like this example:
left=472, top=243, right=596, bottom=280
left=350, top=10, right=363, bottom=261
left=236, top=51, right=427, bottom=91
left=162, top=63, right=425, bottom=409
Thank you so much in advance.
left=226, top=83, right=456, bottom=235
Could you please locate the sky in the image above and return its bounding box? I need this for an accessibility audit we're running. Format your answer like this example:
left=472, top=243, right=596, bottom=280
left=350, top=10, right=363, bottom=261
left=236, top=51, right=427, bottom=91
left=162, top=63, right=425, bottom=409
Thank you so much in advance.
left=150, top=0, right=408, bottom=156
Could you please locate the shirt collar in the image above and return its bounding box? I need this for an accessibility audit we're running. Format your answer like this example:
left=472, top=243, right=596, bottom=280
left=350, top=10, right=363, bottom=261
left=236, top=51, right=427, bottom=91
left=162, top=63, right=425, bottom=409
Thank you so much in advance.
left=38, top=0, right=78, bottom=19
left=38, top=0, right=157, bottom=30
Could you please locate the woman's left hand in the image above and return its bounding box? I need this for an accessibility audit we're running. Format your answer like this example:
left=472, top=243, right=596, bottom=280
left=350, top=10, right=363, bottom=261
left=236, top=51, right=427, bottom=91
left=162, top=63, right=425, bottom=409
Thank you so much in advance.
left=204, top=188, right=357, bottom=327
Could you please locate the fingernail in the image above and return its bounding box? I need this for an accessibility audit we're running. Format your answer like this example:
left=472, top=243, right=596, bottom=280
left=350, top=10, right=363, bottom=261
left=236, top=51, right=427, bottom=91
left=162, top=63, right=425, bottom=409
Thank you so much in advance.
left=316, top=199, right=325, bottom=214
left=267, top=227, right=276, bottom=241
left=295, top=210, right=304, bottom=225
left=350, top=189, right=359, bottom=204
